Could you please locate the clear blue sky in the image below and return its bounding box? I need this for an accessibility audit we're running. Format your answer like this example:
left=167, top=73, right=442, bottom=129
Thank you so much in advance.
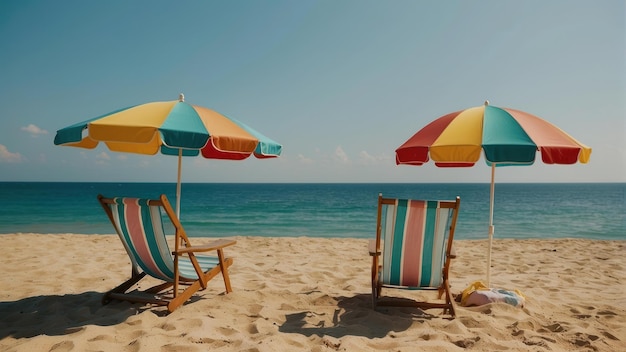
left=1, top=0, right=624, bottom=183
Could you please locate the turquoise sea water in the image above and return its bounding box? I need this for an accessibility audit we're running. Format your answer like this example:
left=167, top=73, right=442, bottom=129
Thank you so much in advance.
left=0, top=182, right=623, bottom=240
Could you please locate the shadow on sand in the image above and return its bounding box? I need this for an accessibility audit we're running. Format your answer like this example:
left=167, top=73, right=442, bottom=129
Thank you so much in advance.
left=278, top=293, right=445, bottom=339
left=0, top=291, right=164, bottom=339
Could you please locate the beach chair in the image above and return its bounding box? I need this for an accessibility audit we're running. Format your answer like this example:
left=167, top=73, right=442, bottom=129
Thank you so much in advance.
left=369, top=194, right=460, bottom=317
left=98, top=194, right=236, bottom=313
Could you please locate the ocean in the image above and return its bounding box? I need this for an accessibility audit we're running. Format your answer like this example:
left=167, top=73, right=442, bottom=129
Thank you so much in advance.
left=0, top=182, right=623, bottom=240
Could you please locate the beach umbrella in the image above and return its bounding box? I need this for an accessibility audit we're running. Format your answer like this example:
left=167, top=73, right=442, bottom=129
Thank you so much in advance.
left=395, top=101, right=591, bottom=286
left=54, top=93, right=282, bottom=217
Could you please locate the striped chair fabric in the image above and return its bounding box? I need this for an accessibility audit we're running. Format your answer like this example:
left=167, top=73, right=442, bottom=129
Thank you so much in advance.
left=110, top=197, right=220, bottom=282
left=380, top=199, right=453, bottom=289
left=370, top=194, right=460, bottom=317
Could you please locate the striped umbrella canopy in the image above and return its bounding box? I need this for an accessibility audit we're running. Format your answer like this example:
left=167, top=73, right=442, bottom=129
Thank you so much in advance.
left=54, top=94, right=282, bottom=216
left=395, top=101, right=591, bottom=286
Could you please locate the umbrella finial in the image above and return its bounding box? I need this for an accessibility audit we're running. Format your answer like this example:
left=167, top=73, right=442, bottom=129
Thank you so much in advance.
left=179, top=93, right=185, bottom=102
left=484, top=100, right=490, bottom=106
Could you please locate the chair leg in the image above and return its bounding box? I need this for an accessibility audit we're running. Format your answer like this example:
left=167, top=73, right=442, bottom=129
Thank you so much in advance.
left=442, top=280, right=455, bottom=317
left=218, top=250, right=233, bottom=293
left=102, top=272, right=146, bottom=305
left=371, top=280, right=377, bottom=308
left=167, top=258, right=234, bottom=312
left=168, top=279, right=203, bottom=312
left=371, top=260, right=382, bottom=309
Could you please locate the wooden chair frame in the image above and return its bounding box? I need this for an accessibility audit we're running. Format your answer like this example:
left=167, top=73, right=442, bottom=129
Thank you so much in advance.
left=98, top=194, right=235, bottom=313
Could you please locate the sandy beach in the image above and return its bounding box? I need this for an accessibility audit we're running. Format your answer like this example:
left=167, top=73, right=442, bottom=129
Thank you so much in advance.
left=0, top=234, right=624, bottom=351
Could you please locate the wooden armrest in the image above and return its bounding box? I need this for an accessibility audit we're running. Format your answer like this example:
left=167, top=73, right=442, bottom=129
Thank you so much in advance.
left=368, top=240, right=380, bottom=256
left=175, top=239, right=237, bottom=254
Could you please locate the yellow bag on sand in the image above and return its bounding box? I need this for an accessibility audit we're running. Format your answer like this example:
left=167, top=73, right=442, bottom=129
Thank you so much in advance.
left=460, top=281, right=525, bottom=308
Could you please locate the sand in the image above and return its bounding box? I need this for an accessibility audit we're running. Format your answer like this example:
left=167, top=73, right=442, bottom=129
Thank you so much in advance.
left=0, top=234, right=624, bottom=351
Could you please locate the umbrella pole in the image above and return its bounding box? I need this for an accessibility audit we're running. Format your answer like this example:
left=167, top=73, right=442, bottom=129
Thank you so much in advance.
left=176, top=148, right=182, bottom=218
left=487, top=163, right=496, bottom=287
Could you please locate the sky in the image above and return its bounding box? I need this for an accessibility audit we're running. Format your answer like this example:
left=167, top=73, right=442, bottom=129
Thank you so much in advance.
left=0, top=0, right=624, bottom=183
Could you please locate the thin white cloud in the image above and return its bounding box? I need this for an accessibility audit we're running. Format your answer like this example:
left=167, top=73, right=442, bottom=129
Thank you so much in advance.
left=333, top=146, right=349, bottom=163
left=298, top=154, right=314, bottom=164
left=21, top=124, right=48, bottom=137
left=357, top=150, right=392, bottom=165
left=0, top=144, right=24, bottom=163
left=96, top=152, right=110, bottom=160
